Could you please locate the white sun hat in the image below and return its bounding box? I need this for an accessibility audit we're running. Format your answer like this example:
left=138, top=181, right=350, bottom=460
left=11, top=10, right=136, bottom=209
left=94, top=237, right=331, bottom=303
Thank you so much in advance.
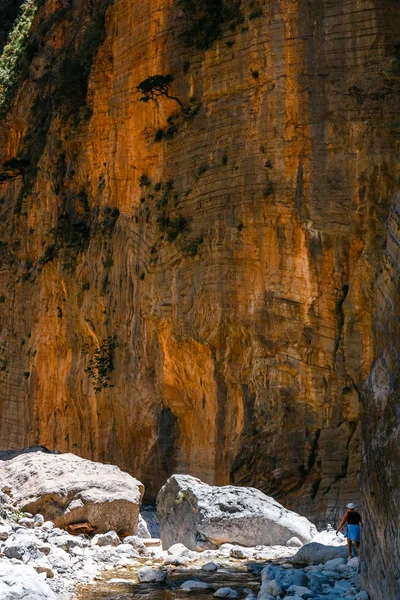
left=346, top=502, right=356, bottom=509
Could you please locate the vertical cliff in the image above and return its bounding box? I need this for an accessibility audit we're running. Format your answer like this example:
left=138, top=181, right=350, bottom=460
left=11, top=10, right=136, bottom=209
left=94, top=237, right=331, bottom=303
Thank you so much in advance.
left=361, top=190, right=400, bottom=600
left=0, top=0, right=399, bottom=543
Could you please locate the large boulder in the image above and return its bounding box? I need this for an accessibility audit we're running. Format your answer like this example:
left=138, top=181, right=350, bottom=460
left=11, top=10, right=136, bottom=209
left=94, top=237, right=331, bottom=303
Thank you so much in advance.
left=0, top=451, right=144, bottom=536
left=157, top=475, right=316, bottom=550
left=292, top=542, right=348, bottom=565
left=0, top=562, right=56, bottom=600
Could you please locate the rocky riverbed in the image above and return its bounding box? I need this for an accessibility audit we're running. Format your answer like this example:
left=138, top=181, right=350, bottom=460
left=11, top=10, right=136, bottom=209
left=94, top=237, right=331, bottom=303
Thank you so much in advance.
left=0, top=509, right=368, bottom=600
left=0, top=450, right=370, bottom=600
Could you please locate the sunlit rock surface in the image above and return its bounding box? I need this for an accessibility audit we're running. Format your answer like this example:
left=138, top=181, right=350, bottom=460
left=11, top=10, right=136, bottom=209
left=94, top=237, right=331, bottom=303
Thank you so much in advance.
left=0, top=6, right=399, bottom=599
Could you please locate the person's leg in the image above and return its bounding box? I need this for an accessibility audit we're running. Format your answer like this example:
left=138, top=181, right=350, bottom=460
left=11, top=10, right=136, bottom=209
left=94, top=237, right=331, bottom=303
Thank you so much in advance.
left=354, top=541, right=360, bottom=557
left=347, top=538, right=352, bottom=558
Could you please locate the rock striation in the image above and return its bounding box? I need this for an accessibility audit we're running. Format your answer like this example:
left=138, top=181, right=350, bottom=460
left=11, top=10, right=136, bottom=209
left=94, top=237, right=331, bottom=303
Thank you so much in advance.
left=157, top=474, right=316, bottom=550
left=0, top=0, right=399, bottom=590
left=359, top=190, right=400, bottom=599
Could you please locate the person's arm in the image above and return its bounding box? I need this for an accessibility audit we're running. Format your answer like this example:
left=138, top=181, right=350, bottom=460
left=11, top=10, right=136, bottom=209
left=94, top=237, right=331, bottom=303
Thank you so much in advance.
left=336, top=512, right=348, bottom=534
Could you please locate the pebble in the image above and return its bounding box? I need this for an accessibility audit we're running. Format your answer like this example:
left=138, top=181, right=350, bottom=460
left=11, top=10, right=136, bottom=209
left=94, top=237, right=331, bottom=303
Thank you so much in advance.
left=34, top=514, right=45, bottom=527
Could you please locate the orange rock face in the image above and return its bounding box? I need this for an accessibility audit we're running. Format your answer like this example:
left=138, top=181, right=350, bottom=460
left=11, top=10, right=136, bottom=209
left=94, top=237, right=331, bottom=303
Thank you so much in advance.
left=0, top=0, right=399, bottom=528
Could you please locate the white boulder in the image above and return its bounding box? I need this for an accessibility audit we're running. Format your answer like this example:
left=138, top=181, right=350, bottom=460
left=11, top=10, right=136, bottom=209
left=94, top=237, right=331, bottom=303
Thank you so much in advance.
left=18, top=517, right=35, bottom=528
left=3, top=534, right=44, bottom=562
left=0, top=451, right=144, bottom=536
left=0, top=562, right=56, bottom=600
left=157, top=475, right=316, bottom=550
left=167, top=542, right=196, bottom=557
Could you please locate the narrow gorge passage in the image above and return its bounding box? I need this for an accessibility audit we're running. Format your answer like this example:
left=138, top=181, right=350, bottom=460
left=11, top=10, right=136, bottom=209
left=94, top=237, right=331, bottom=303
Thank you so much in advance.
left=0, top=0, right=399, bottom=599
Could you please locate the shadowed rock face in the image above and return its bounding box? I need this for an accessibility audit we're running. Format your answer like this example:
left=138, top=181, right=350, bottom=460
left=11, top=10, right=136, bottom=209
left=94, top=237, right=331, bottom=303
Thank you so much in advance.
left=0, top=0, right=399, bottom=550
left=360, top=192, right=400, bottom=600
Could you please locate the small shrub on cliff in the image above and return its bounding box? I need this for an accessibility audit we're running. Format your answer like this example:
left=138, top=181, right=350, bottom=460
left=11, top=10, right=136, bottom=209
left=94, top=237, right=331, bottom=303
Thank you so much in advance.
left=157, top=213, right=190, bottom=242
left=0, top=0, right=38, bottom=116
left=139, top=174, right=151, bottom=187
left=38, top=244, right=58, bottom=265
left=84, top=336, right=119, bottom=393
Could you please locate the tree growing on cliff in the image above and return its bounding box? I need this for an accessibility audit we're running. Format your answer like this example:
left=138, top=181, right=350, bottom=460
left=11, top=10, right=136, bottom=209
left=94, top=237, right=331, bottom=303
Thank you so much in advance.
left=84, top=336, right=119, bottom=393
left=136, top=74, right=188, bottom=113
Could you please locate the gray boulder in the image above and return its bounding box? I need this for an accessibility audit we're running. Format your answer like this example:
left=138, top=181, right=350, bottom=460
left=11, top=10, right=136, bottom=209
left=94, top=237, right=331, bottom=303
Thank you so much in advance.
left=259, top=566, right=307, bottom=599
left=306, top=571, right=332, bottom=594
left=92, top=531, right=120, bottom=547
left=157, top=475, right=316, bottom=550
left=293, top=542, right=348, bottom=565
left=181, top=581, right=216, bottom=591
left=0, top=451, right=144, bottom=536
left=202, top=561, right=219, bottom=571
left=137, top=567, right=167, bottom=583
left=3, top=534, right=45, bottom=562
left=123, top=535, right=150, bottom=555
left=0, top=562, right=56, bottom=600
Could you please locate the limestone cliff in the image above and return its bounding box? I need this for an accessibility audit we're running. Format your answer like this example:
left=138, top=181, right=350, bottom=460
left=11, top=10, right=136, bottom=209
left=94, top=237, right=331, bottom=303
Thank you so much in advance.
left=0, top=0, right=399, bottom=554
left=360, top=190, right=400, bottom=600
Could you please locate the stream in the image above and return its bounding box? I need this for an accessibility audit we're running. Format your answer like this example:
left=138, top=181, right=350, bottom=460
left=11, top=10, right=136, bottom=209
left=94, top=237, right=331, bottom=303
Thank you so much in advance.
left=76, top=559, right=270, bottom=600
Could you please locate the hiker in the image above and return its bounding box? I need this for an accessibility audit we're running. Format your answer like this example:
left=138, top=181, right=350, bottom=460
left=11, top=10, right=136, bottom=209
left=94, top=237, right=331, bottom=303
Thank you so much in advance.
left=336, top=502, right=362, bottom=558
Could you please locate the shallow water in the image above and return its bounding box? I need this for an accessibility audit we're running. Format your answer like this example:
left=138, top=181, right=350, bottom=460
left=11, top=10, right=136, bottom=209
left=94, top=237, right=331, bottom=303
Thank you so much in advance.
left=77, top=562, right=267, bottom=600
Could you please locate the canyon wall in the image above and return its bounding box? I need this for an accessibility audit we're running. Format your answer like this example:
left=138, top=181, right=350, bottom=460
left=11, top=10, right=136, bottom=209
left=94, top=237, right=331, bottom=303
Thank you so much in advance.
left=0, top=0, right=399, bottom=552
left=360, top=190, right=400, bottom=599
